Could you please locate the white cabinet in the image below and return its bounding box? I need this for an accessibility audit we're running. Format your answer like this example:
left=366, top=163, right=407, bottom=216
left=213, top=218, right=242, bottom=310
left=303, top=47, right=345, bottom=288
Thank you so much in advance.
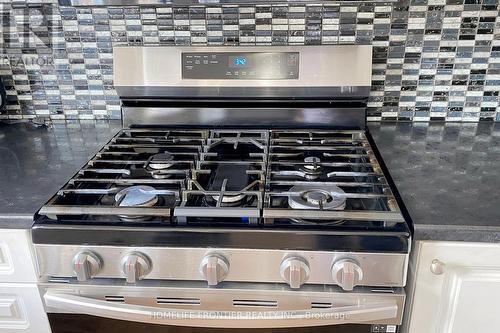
left=404, top=241, right=500, bottom=333
left=0, top=284, right=51, bottom=333
left=0, top=230, right=38, bottom=283
left=0, top=229, right=51, bottom=333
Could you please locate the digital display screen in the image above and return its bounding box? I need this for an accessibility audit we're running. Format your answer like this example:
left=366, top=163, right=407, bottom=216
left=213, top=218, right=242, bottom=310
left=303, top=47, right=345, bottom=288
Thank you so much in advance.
left=229, top=56, right=248, bottom=67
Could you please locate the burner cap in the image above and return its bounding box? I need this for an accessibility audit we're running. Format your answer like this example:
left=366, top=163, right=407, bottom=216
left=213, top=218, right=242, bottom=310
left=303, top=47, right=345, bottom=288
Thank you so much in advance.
left=210, top=193, right=247, bottom=205
left=148, top=152, right=174, bottom=170
left=298, top=156, right=323, bottom=179
left=115, top=185, right=159, bottom=207
left=288, top=184, right=346, bottom=210
left=303, top=156, right=322, bottom=171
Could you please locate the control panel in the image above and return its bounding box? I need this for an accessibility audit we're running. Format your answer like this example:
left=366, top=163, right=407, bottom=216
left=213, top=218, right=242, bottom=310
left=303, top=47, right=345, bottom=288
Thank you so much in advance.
left=37, top=245, right=407, bottom=288
left=182, top=52, right=299, bottom=80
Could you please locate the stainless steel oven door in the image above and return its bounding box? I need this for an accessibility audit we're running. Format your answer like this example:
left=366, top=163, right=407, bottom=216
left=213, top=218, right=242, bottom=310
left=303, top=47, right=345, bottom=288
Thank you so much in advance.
left=40, top=280, right=404, bottom=330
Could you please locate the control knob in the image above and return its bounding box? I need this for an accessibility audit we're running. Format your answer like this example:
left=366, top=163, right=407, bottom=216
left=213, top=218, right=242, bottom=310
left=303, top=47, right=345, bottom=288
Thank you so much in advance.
left=199, top=254, right=230, bottom=286
left=72, top=251, right=102, bottom=282
left=280, top=256, right=310, bottom=289
left=121, top=252, right=152, bottom=284
left=331, top=259, right=363, bottom=291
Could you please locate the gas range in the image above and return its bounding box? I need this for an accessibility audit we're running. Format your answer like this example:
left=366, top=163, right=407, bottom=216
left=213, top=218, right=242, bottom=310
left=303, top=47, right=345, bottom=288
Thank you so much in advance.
left=33, top=45, right=411, bottom=330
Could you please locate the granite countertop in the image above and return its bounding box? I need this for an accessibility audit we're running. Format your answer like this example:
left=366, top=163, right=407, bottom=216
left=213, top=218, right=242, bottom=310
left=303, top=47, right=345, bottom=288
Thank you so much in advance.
left=0, top=121, right=499, bottom=243
left=368, top=122, right=500, bottom=243
left=0, top=121, right=122, bottom=228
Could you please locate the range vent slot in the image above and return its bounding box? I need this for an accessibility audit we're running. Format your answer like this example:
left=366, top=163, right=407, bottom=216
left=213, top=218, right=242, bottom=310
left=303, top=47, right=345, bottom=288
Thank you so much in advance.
left=48, top=277, right=70, bottom=284
left=370, top=288, right=395, bottom=294
left=233, top=299, right=278, bottom=308
left=311, top=302, right=333, bottom=309
left=105, top=295, right=125, bottom=303
left=156, top=297, right=201, bottom=305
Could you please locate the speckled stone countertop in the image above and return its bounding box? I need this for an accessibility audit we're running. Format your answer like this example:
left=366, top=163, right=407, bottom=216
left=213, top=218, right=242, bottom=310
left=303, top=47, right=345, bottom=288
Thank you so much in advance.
left=368, top=122, right=500, bottom=243
left=0, top=121, right=499, bottom=243
left=0, top=121, right=121, bottom=228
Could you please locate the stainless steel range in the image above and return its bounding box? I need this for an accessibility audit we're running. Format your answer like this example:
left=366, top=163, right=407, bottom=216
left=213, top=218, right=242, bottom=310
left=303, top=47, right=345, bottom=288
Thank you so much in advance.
left=32, top=45, right=412, bottom=332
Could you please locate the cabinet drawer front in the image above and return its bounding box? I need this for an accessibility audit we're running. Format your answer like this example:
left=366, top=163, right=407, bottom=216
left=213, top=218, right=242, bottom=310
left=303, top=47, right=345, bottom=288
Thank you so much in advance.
left=0, top=294, right=28, bottom=328
left=407, top=241, right=500, bottom=333
left=0, top=230, right=37, bottom=283
left=0, top=242, right=14, bottom=275
left=0, top=284, right=51, bottom=333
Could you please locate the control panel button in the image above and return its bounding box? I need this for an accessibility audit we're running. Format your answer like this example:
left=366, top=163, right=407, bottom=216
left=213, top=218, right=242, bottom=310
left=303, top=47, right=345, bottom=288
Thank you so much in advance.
left=331, top=259, right=364, bottom=291
left=72, top=251, right=102, bottom=282
left=199, top=254, right=230, bottom=286
left=280, top=256, right=310, bottom=289
left=121, top=252, right=152, bottom=284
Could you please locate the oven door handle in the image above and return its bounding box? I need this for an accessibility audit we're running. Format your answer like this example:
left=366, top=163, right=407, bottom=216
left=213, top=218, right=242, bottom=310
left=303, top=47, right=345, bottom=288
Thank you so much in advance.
left=44, top=291, right=399, bottom=328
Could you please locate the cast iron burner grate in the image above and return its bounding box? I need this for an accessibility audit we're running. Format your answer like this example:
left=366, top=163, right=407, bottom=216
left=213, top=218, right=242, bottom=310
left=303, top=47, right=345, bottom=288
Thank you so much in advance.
left=38, top=128, right=405, bottom=230
left=263, top=130, right=403, bottom=228
left=174, top=130, right=268, bottom=225
left=37, top=129, right=204, bottom=222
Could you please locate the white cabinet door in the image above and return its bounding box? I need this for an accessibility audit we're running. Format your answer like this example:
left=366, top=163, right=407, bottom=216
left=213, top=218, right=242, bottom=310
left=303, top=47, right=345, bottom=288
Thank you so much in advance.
left=405, top=241, right=500, bottom=333
left=0, top=283, right=51, bottom=333
left=0, top=230, right=38, bottom=283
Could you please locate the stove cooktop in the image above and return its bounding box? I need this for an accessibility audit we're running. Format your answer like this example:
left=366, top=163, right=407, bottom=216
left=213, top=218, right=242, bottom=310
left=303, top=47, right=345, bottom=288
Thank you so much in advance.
left=33, top=128, right=412, bottom=252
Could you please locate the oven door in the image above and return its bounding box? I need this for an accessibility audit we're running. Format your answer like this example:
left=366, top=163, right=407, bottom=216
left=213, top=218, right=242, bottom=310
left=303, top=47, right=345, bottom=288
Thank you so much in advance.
left=41, top=280, right=404, bottom=332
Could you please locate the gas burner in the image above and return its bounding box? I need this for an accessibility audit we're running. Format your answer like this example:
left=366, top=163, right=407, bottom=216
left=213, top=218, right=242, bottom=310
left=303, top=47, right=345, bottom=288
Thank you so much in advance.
left=298, top=156, right=324, bottom=180
left=114, top=186, right=159, bottom=222
left=144, top=152, right=177, bottom=179
left=147, top=152, right=175, bottom=170
left=110, top=186, right=178, bottom=222
left=288, top=184, right=346, bottom=210
left=201, top=164, right=253, bottom=207
left=203, top=193, right=249, bottom=208
left=115, top=186, right=159, bottom=207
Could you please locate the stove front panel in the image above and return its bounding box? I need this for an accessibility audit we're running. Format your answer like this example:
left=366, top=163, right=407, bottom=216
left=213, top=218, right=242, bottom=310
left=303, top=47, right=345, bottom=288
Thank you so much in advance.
left=34, top=244, right=408, bottom=288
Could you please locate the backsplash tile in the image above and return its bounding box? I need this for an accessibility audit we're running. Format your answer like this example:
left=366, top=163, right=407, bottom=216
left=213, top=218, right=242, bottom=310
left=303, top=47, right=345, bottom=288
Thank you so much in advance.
left=0, top=0, right=498, bottom=122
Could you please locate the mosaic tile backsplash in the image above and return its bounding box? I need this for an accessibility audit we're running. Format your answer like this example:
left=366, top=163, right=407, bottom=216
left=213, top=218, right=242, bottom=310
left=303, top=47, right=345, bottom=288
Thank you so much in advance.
left=0, top=0, right=499, bottom=122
